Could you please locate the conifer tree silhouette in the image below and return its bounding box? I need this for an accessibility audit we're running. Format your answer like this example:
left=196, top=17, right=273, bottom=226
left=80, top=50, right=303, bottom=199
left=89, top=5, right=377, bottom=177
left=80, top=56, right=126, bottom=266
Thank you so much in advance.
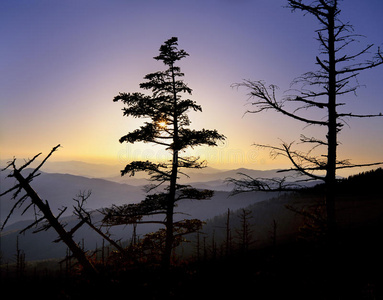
left=104, top=37, right=225, bottom=269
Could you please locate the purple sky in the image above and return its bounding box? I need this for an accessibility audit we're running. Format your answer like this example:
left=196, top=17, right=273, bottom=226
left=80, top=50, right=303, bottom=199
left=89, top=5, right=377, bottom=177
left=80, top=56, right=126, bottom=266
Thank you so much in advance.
left=1, top=0, right=382, bottom=173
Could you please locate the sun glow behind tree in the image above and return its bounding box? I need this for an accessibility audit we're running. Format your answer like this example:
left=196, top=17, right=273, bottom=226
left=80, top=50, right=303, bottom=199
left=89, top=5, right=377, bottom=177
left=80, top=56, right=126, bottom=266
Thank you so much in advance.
left=103, top=37, right=225, bottom=268
left=1, top=0, right=382, bottom=173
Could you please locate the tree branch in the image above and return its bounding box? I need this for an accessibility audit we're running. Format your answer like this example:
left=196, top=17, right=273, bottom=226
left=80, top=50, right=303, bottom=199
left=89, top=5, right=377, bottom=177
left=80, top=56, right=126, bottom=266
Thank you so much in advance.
left=235, top=80, right=328, bottom=126
left=338, top=112, right=382, bottom=118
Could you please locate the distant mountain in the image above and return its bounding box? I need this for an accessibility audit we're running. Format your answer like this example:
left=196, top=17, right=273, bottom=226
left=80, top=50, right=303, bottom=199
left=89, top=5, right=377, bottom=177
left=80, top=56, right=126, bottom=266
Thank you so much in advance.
left=1, top=163, right=380, bottom=264
left=105, top=167, right=285, bottom=189
left=42, top=160, right=123, bottom=178
left=1, top=187, right=280, bottom=262
left=0, top=159, right=122, bottom=179
left=180, top=168, right=283, bottom=183
left=1, top=165, right=284, bottom=262
left=1, top=159, right=288, bottom=187
left=41, top=160, right=225, bottom=180
left=0, top=170, right=145, bottom=226
left=0, top=162, right=311, bottom=262
left=0, top=164, right=287, bottom=226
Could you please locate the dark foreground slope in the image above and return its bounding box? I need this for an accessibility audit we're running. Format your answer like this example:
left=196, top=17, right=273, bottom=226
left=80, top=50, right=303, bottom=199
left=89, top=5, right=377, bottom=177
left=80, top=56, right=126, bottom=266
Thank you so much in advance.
left=1, top=215, right=382, bottom=300
left=1, top=169, right=382, bottom=299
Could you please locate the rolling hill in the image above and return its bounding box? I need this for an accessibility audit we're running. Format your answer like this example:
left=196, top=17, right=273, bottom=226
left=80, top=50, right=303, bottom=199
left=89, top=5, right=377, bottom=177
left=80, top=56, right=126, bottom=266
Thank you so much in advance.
left=0, top=167, right=281, bottom=261
left=0, top=170, right=145, bottom=225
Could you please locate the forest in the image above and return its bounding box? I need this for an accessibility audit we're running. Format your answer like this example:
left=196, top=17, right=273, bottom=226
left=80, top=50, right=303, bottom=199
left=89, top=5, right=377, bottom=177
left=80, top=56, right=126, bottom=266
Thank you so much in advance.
left=1, top=1, right=383, bottom=299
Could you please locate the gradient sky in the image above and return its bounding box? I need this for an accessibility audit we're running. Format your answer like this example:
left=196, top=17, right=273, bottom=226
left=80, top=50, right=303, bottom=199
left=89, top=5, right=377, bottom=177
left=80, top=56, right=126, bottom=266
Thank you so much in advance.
left=1, top=0, right=383, bottom=174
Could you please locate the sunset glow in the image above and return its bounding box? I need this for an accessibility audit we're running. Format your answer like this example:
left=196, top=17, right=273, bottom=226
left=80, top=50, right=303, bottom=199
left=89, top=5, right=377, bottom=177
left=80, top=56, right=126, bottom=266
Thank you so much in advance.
left=158, top=121, right=167, bottom=129
left=1, top=0, right=382, bottom=175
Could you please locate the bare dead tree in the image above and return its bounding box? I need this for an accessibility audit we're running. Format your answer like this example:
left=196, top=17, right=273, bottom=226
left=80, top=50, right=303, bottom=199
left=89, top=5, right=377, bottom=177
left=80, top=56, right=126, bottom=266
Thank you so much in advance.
left=225, top=208, right=233, bottom=256
left=231, top=0, right=383, bottom=240
left=269, top=219, right=278, bottom=250
left=0, top=145, right=98, bottom=276
left=72, top=190, right=128, bottom=257
left=15, top=236, right=26, bottom=278
left=235, top=209, right=254, bottom=253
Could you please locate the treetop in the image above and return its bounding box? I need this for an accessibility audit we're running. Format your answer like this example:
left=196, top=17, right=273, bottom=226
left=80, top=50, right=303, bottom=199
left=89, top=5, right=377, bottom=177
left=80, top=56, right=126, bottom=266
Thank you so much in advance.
left=154, top=37, right=189, bottom=66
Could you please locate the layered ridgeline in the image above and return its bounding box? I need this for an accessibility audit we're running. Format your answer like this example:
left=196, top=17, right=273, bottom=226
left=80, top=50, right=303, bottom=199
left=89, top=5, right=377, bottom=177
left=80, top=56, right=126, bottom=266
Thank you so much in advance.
left=0, top=167, right=281, bottom=262
left=2, top=164, right=380, bottom=263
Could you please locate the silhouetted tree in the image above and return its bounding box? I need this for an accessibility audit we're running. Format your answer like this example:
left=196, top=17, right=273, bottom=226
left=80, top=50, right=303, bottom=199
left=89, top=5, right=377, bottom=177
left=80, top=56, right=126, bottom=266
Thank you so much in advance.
left=15, top=236, right=26, bottom=278
left=232, top=0, right=383, bottom=241
left=104, top=37, right=225, bottom=269
left=0, top=145, right=98, bottom=276
left=194, top=229, right=203, bottom=261
left=73, top=190, right=129, bottom=258
left=269, top=219, right=278, bottom=250
left=235, top=209, right=254, bottom=252
left=225, top=208, right=233, bottom=256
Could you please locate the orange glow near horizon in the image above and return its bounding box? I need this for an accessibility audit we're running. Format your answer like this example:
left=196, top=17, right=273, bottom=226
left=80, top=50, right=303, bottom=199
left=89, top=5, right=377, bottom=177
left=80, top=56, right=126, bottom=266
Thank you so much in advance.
left=1, top=1, right=382, bottom=177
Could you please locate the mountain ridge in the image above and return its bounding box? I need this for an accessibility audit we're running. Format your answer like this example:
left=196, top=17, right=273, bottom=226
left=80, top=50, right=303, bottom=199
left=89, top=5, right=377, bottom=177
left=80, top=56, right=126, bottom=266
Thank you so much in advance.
left=0, top=188, right=279, bottom=261
left=0, top=162, right=306, bottom=227
left=0, top=170, right=146, bottom=226
left=1, top=166, right=381, bottom=263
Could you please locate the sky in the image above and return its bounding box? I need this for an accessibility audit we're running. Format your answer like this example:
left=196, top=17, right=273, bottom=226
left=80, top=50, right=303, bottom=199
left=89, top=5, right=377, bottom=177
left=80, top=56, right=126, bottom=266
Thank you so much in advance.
left=1, top=0, right=383, bottom=175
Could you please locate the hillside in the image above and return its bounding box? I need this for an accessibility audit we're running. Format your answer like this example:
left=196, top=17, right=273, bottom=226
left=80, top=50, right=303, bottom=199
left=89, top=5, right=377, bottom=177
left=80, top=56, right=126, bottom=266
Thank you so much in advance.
left=0, top=170, right=145, bottom=225
left=2, top=190, right=383, bottom=299
left=0, top=179, right=279, bottom=262
left=1, top=168, right=383, bottom=299
left=0, top=165, right=289, bottom=224
left=2, top=167, right=381, bottom=263
left=0, top=166, right=285, bottom=262
left=105, top=167, right=285, bottom=188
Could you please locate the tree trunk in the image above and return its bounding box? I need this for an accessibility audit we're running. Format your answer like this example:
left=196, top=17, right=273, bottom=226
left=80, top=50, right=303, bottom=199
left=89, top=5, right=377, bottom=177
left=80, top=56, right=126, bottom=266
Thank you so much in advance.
left=163, top=160, right=176, bottom=269
left=162, top=63, right=179, bottom=270
left=13, top=169, right=98, bottom=276
left=225, top=208, right=231, bottom=256
left=325, top=6, right=338, bottom=243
